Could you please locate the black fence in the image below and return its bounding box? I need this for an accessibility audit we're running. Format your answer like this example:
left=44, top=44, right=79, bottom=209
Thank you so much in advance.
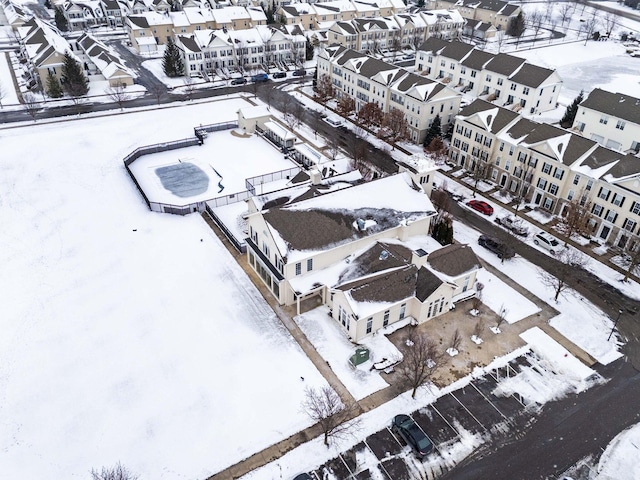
left=205, top=204, right=246, bottom=253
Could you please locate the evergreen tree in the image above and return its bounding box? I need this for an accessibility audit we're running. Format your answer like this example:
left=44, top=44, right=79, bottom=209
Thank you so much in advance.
left=45, top=71, right=63, bottom=98
left=61, top=52, right=89, bottom=97
left=54, top=6, right=68, bottom=32
left=162, top=38, right=184, bottom=78
left=44, top=0, right=52, bottom=8
left=423, top=114, right=441, bottom=148
left=507, top=12, right=526, bottom=38
left=560, top=90, right=584, bottom=128
left=305, top=38, right=314, bottom=61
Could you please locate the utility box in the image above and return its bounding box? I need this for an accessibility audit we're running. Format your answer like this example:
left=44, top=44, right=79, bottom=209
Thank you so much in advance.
left=350, top=347, right=370, bottom=367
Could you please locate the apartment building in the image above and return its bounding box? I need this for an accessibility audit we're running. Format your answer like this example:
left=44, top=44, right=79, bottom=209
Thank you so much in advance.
left=317, top=46, right=462, bottom=144
left=326, top=9, right=465, bottom=52
left=278, top=0, right=406, bottom=31
left=431, top=0, right=520, bottom=31
left=450, top=99, right=640, bottom=247
left=125, top=5, right=265, bottom=51
left=416, top=37, right=562, bottom=115
left=572, top=88, right=640, bottom=153
left=176, top=25, right=305, bottom=75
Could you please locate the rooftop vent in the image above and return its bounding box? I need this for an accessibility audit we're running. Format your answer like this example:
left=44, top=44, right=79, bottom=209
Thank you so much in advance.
left=379, top=250, right=389, bottom=260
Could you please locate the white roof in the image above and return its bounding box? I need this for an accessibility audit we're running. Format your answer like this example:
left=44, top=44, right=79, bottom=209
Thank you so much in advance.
left=264, top=121, right=297, bottom=141
left=239, top=105, right=271, bottom=119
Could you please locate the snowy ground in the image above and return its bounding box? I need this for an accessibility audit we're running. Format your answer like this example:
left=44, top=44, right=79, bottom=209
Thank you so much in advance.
left=596, top=422, right=640, bottom=479
left=0, top=97, right=331, bottom=480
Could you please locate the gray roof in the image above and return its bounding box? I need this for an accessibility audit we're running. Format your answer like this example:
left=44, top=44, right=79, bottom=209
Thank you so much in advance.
left=178, top=34, right=201, bottom=53
left=128, top=15, right=150, bottom=28
left=436, top=39, right=476, bottom=61
left=338, top=241, right=413, bottom=284
left=418, top=36, right=450, bottom=55
left=415, top=267, right=445, bottom=302
left=458, top=99, right=520, bottom=134
left=484, top=53, right=525, bottom=76
left=508, top=62, right=556, bottom=88
left=427, top=243, right=480, bottom=277
left=460, top=49, right=493, bottom=70
left=580, top=88, right=640, bottom=125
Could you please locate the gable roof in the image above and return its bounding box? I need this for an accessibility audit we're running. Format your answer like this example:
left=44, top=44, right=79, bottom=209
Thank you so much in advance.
left=580, top=88, right=640, bottom=125
left=427, top=243, right=480, bottom=277
left=457, top=99, right=520, bottom=134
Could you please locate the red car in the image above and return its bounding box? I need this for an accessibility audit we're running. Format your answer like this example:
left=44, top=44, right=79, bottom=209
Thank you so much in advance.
left=466, top=199, right=494, bottom=215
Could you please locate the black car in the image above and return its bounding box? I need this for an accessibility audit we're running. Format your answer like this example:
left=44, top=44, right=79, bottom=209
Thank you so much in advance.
left=292, top=474, right=312, bottom=480
left=230, top=77, right=247, bottom=85
left=292, top=69, right=306, bottom=76
left=273, top=71, right=287, bottom=79
left=392, top=414, right=433, bottom=458
left=478, top=234, right=515, bottom=259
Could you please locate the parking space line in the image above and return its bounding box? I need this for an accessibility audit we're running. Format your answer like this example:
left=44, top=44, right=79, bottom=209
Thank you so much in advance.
left=430, top=404, right=460, bottom=438
left=387, top=426, right=405, bottom=447
left=469, top=381, right=509, bottom=420
left=450, top=392, right=487, bottom=432
left=487, top=367, right=527, bottom=408
left=338, top=453, right=355, bottom=478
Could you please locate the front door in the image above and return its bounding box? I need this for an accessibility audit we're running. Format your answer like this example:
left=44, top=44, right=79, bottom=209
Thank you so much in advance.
left=600, top=225, right=611, bottom=241
left=534, top=192, right=542, bottom=205
left=500, top=174, right=507, bottom=187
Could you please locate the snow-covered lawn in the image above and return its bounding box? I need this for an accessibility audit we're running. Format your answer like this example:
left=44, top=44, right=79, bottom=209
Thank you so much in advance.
left=597, top=422, right=640, bottom=479
left=0, top=97, right=330, bottom=480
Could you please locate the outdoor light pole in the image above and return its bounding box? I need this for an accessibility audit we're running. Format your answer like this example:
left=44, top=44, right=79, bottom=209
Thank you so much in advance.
left=607, top=309, right=623, bottom=342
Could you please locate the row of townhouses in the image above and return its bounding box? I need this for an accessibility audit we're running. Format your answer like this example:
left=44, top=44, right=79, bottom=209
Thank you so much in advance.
left=431, top=0, right=520, bottom=31
left=176, top=25, right=305, bottom=75
left=17, top=17, right=133, bottom=88
left=416, top=37, right=562, bottom=115
left=450, top=97, right=640, bottom=249
left=0, top=0, right=28, bottom=30
left=278, top=0, right=407, bottom=31
left=326, top=9, right=464, bottom=52
left=245, top=164, right=483, bottom=341
left=125, top=6, right=267, bottom=52
left=317, top=45, right=462, bottom=144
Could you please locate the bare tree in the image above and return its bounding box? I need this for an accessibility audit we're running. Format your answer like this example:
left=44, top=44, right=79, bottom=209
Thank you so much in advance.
left=430, top=187, right=451, bottom=213
left=602, top=12, right=619, bottom=37
left=22, top=92, right=41, bottom=121
left=378, top=108, right=409, bottom=149
left=496, top=304, right=508, bottom=328
left=105, top=83, right=130, bottom=111
left=473, top=319, right=485, bottom=338
left=183, top=76, right=196, bottom=100
left=472, top=281, right=484, bottom=312
left=336, top=96, right=355, bottom=117
left=528, top=10, right=544, bottom=40
left=325, top=128, right=342, bottom=160
left=469, top=152, right=489, bottom=197
left=356, top=101, right=383, bottom=128
left=301, top=386, right=361, bottom=447
left=495, top=30, right=507, bottom=54
left=148, top=83, right=165, bottom=105
left=583, top=13, right=599, bottom=45
left=513, top=165, right=534, bottom=216
left=618, top=234, right=640, bottom=282
left=90, top=462, right=138, bottom=480
left=544, top=0, right=554, bottom=21
left=539, top=248, right=589, bottom=301
left=556, top=191, right=593, bottom=245
left=314, top=74, right=335, bottom=107
left=449, top=328, right=462, bottom=351
left=396, top=331, right=445, bottom=398
left=559, top=3, right=573, bottom=25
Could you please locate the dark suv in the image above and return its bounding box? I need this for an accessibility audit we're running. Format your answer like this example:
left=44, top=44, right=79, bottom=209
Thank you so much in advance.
left=392, top=414, right=433, bottom=458
left=478, top=235, right=515, bottom=259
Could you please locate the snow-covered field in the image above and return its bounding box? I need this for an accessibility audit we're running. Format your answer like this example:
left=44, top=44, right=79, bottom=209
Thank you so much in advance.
left=0, top=97, right=330, bottom=479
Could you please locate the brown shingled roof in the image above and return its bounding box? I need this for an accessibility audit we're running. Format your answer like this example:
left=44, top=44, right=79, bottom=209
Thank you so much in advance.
left=580, top=88, right=640, bottom=125
left=427, top=243, right=480, bottom=277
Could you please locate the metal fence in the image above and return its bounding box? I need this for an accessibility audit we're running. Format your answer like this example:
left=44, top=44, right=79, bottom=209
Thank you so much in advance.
left=206, top=190, right=252, bottom=208
left=245, top=167, right=302, bottom=195
left=123, top=137, right=200, bottom=167
left=194, top=121, right=238, bottom=135
left=205, top=204, right=246, bottom=253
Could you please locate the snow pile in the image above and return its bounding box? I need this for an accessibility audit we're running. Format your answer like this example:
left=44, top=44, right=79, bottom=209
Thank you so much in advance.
left=596, top=422, right=640, bottom=480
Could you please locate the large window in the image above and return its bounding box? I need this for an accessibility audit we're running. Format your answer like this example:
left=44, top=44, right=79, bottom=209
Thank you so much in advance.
left=366, top=317, right=373, bottom=334
left=383, top=310, right=390, bottom=326
left=399, top=303, right=406, bottom=319
left=295, top=262, right=301, bottom=275
left=307, top=258, right=313, bottom=271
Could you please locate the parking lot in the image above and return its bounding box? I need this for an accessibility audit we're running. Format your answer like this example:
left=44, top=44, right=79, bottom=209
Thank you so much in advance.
left=306, top=354, right=537, bottom=480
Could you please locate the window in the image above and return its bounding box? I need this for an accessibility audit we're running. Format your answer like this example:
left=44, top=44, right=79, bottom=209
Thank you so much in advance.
left=567, top=190, right=575, bottom=201
left=631, top=201, right=640, bottom=215
left=338, top=305, right=349, bottom=330
left=499, top=141, right=504, bottom=152
left=517, top=152, right=527, bottom=163
left=399, top=303, right=406, bottom=320
left=553, top=168, right=564, bottom=180
left=523, top=86, right=530, bottom=95
left=262, top=242, right=270, bottom=258
left=509, top=145, right=515, bottom=156
left=548, top=183, right=559, bottom=196
left=598, top=187, right=611, bottom=201
left=295, top=262, right=301, bottom=275
left=471, top=70, right=476, bottom=77
left=497, top=78, right=503, bottom=86
left=592, top=204, right=604, bottom=217
left=623, top=218, right=637, bottom=233
left=573, top=174, right=581, bottom=185
left=599, top=116, right=608, bottom=124
left=505, top=160, right=511, bottom=171
left=616, top=120, right=626, bottom=130
left=542, top=162, right=552, bottom=174
left=307, top=258, right=313, bottom=271
left=485, top=74, right=492, bottom=82
left=543, top=198, right=553, bottom=210
left=586, top=179, right=593, bottom=191
left=537, top=178, right=547, bottom=189
left=612, top=193, right=625, bottom=207
left=510, top=83, right=517, bottom=91
left=383, top=310, right=390, bottom=326
left=460, top=66, right=466, bottom=74
left=605, top=210, right=618, bottom=223
left=366, top=317, right=373, bottom=334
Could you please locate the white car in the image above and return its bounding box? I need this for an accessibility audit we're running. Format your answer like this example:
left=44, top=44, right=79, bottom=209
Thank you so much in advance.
left=533, top=232, right=562, bottom=254
left=323, top=116, right=344, bottom=127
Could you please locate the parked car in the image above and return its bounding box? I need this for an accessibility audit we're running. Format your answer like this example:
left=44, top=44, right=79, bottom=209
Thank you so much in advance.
left=478, top=235, right=515, bottom=259
left=401, top=53, right=415, bottom=60
left=251, top=73, right=269, bottom=82
left=466, top=199, right=494, bottom=215
left=322, top=116, right=344, bottom=127
left=273, top=71, right=287, bottom=79
left=392, top=414, right=433, bottom=458
left=533, top=231, right=562, bottom=254
left=495, top=215, right=528, bottom=236
left=230, top=77, right=247, bottom=85
left=292, top=69, right=306, bottom=76
left=292, top=474, right=313, bottom=480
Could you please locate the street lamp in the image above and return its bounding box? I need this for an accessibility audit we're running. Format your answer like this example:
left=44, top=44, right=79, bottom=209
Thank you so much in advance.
left=607, top=309, right=623, bottom=342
